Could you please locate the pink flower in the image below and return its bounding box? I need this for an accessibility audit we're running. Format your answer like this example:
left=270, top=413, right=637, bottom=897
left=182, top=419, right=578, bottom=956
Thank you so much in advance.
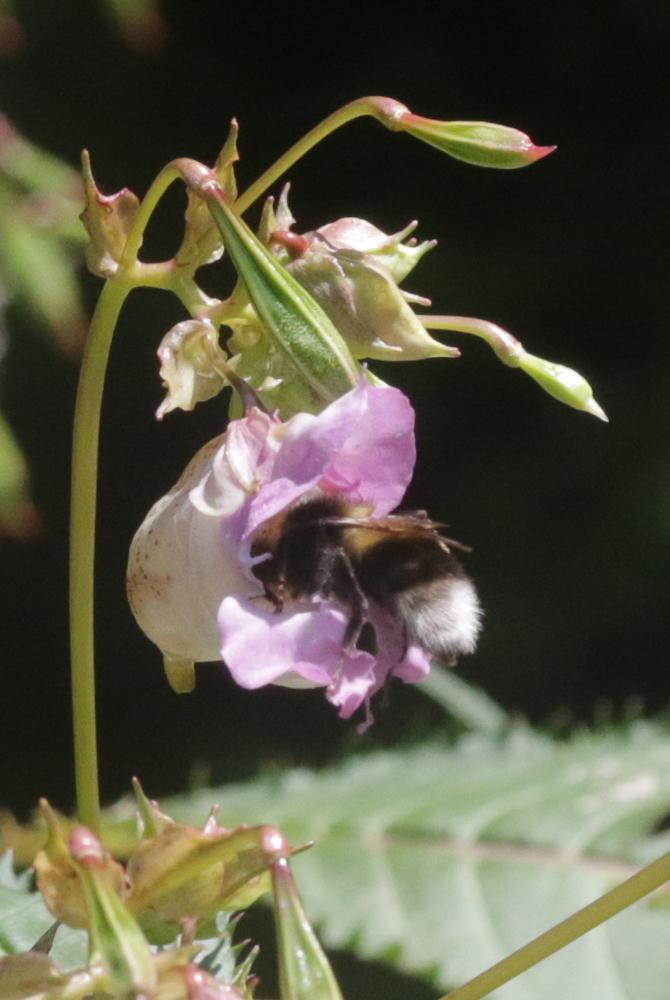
left=128, top=379, right=461, bottom=726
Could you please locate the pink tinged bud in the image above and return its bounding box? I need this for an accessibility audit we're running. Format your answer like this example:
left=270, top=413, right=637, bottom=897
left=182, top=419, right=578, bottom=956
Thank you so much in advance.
left=80, top=150, right=140, bottom=277
left=398, top=113, right=556, bottom=169
left=184, top=966, right=245, bottom=1000
left=288, top=244, right=457, bottom=362
left=126, top=823, right=288, bottom=921
left=33, top=801, right=125, bottom=930
left=312, top=216, right=436, bottom=283
left=272, top=856, right=344, bottom=1000
left=156, top=319, right=230, bottom=419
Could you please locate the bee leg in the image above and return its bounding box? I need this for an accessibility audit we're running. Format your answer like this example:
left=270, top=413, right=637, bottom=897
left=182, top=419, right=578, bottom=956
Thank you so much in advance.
left=258, top=577, right=284, bottom=613
left=314, top=546, right=339, bottom=595
left=333, top=547, right=369, bottom=651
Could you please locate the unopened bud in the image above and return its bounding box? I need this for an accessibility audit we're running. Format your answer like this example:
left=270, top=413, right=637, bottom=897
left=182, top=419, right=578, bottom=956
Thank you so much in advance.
left=518, top=353, right=608, bottom=420
left=33, top=801, right=125, bottom=930
left=310, top=216, right=435, bottom=283
left=397, top=113, right=555, bottom=169
left=289, top=247, right=458, bottom=362
left=126, top=822, right=288, bottom=922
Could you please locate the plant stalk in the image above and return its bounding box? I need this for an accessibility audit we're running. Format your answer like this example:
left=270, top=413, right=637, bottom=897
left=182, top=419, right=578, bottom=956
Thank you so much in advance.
left=69, top=158, right=211, bottom=832
left=440, top=848, right=670, bottom=1000
left=235, top=96, right=407, bottom=214
left=69, top=279, right=129, bottom=834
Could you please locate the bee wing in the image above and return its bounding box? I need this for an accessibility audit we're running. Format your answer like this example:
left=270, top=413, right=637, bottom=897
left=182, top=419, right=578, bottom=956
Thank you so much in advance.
left=320, top=513, right=472, bottom=552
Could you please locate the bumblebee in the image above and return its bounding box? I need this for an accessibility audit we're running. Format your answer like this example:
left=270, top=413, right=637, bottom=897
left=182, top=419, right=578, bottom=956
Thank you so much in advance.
left=250, top=492, right=481, bottom=665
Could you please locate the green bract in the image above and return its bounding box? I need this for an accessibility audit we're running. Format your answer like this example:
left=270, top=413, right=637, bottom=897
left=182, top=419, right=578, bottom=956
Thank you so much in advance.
left=204, top=188, right=359, bottom=410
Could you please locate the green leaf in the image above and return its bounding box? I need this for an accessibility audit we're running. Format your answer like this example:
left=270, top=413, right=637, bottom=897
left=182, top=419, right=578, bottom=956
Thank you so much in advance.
left=6, top=724, right=670, bottom=997
left=0, top=871, right=87, bottom=969
left=127, top=723, right=670, bottom=998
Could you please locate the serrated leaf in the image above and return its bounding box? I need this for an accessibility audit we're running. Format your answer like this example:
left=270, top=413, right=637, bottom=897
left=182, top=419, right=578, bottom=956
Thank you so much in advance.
left=0, top=876, right=87, bottom=969
left=6, top=724, right=670, bottom=997
left=132, top=725, right=670, bottom=998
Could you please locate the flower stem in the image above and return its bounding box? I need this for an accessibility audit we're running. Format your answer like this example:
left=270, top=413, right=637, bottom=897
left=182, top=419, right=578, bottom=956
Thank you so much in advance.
left=439, top=848, right=670, bottom=1000
left=235, top=96, right=409, bottom=214
left=69, top=278, right=129, bottom=833
left=69, top=158, right=212, bottom=832
left=419, top=315, right=524, bottom=366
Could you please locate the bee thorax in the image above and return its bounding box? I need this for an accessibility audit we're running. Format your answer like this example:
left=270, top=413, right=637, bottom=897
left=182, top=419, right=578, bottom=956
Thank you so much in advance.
left=394, top=575, right=482, bottom=663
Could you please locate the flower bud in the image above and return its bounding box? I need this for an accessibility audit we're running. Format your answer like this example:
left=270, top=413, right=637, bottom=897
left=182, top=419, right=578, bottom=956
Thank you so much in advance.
left=251, top=186, right=455, bottom=363
left=311, top=216, right=435, bottom=283
left=518, top=352, right=608, bottom=420
left=69, top=826, right=157, bottom=997
left=395, top=111, right=555, bottom=169
left=156, top=319, right=230, bottom=419
left=203, top=187, right=360, bottom=407
left=33, top=800, right=125, bottom=930
left=80, top=150, right=140, bottom=277
left=272, top=856, right=343, bottom=1000
left=289, top=245, right=458, bottom=362
left=126, top=821, right=287, bottom=922
left=157, top=965, right=245, bottom=1000
left=418, top=315, right=607, bottom=419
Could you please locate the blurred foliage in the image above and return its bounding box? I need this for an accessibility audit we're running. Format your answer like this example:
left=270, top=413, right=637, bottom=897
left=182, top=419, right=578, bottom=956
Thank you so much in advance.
left=0, top=0, right=168, bottom=56
left=5, top=721, right=670, bottom=998
left=0, top=117, right=86, bottom=537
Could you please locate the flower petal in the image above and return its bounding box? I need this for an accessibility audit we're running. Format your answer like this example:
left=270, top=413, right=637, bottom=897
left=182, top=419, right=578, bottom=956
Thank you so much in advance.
left=219, top=595, right=375, bottom=705
left=244, top=379, right=415, bottom=538
left=127, top=437, right=257, bottom=662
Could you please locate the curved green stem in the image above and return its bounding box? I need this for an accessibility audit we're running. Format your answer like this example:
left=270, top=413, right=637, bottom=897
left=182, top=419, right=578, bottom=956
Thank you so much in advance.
left=440, top=848, right=670, bottom=1000
left=235, top=96, right=408, bottom=214
left=70, top=158, right=214, bottom=832
left=419, top=314, right=524, bottom=366
left=69, top=279, right=130, bottom=833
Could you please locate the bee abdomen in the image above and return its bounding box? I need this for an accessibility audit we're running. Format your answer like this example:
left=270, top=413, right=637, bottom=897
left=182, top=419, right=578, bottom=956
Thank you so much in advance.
left=393, top=575, right=482, bottom=664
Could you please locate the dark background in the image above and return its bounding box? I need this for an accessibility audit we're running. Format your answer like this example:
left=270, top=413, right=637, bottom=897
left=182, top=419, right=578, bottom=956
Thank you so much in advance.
left=1, top=1, right=669, bottom=822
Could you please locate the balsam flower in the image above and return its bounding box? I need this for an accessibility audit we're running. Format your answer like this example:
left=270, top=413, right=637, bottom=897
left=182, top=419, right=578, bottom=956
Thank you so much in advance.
left=128, top=379, right=444, bottom=725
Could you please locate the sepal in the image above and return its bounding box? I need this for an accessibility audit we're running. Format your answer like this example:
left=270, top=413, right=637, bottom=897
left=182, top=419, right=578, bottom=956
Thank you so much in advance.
left=176, top=121, right=239, bottom=270
left=272, top=856, right=343, bottom=1000
left=80, top=150, right=140, bottom=277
